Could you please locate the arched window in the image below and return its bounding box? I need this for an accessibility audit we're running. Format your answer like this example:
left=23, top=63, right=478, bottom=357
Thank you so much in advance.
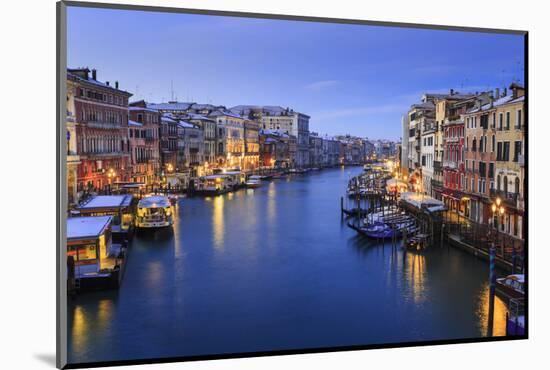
left=472, top=137, right=477, bottom=151
left=497, top=175, right=501, bottom=191
left=503, top=176, right=508, bottom=193
left=515, top=177, right=520, bottom=195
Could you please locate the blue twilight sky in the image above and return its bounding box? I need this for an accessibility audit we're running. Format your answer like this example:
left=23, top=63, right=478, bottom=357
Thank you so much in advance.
left=67, top=6, right=525, bottom=140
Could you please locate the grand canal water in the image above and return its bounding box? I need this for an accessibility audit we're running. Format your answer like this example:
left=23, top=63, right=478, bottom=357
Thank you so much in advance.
left=68, top=166, right=509, bottom=364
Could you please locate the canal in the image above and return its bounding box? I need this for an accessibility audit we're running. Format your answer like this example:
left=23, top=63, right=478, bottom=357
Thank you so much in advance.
left=68, top=166, right=508, bottom=364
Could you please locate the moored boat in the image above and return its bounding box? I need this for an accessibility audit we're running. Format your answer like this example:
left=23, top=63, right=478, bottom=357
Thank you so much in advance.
left=496, top=274, right=525, bottom=299
left=136, top=195, right=173, bottom=228
left=245, top=175, right=262, bottom=188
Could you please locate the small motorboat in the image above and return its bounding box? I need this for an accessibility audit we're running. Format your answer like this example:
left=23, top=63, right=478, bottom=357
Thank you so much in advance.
left=245, top=175, right=262, bottom=188
left=496, top=274, right=525, bottom=299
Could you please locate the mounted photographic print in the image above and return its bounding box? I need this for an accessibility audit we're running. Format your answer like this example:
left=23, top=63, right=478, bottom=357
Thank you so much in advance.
left=56, top=1, right=528, bottom=368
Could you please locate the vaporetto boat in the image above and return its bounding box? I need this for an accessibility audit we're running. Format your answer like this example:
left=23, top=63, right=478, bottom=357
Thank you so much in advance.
left=136, top=195, right=174, bottom=229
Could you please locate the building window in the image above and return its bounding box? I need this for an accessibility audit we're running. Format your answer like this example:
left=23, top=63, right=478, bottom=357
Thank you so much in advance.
left=513, top=141, right=522, bottom=162
left=516, top=110, right=522, bottom=129
left=506, top=112, right=511, bottom=130
left=503, top=141, right=511, bottom=161
left=499, top=113, right=503, bottom=130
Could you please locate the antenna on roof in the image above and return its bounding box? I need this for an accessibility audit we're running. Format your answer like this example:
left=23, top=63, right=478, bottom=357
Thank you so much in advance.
left=170, top=80, right=174, bottom=102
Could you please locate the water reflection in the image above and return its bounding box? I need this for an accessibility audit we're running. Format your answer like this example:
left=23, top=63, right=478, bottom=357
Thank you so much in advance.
left=68, top=167, right=515, bottom=364
left=476, top=283, right=508, bottom=337
left=405, top=252, right=427, bottom=304
left=212, top=196, right=225, bottom=250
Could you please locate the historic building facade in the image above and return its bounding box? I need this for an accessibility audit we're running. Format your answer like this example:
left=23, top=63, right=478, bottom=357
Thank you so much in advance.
left=128, top=106, right=160, bottom=186
left=68, top=68, right=132, bottom=195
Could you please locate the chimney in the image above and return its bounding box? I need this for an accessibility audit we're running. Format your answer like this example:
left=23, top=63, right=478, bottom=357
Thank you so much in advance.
left=115, top=81, right=119, bottom=89
left=450, top=88, right=454, bottom=95
left=503, top=88, right=507, bottom=97
left=495, top=88, right=500, bottom=99
left=91, top=68, right=97, bottom=80
left=106, top=81, right=109, bottom=86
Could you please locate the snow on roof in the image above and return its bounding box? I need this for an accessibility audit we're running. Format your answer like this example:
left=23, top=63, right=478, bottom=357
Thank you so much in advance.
left=467, top=95, right=524, bottom=114
left=67, top=216, right=112, bottom=239
left=67, top=69, right=132, bottom=96
left=129, top=106, right=159, bottom=113
left=147, top=102, right=193, bottom=111
left=186, top=112, right=214, bottom=121
left=401, top=192, right=445, bottom=210
left=128, top=120, right=143, bottom=127
left=138, top=196, right=171, bottom=208
left=208, top=110, right=246, bottom=120
left=78, top=195, right=132, bottom=209
left=178, top=120, right=198, bottom=128
left=161, top=115, right=177, bottom=123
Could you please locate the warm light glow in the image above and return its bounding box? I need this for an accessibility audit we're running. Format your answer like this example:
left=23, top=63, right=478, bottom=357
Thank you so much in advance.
left=496, top=197, right=501, bottom=207
left=492, top=204, right=496, bottom=213
left=500, top=207, right=505, bottom=215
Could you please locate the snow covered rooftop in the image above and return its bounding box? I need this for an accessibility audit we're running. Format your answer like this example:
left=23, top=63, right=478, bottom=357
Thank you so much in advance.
left=78, top=195, right=133, bottom=209
left=67, top=69, right=132, bottom=96
left=178, top=120, right=198, bottom=128
left=466, top=95, right=525, bottom=114
left=67, top=216, right=112, bottom=240
left=147, top=102, right=193, bottom=111
left=401, top=192, right=445, bottom=211
left=128, top=120, right=143, bottom=127
left=129, top=106, right=159, bottom=113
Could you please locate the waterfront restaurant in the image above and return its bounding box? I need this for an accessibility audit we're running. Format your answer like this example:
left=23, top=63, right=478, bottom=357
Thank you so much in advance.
left=67, top=216, right=121, bottom=290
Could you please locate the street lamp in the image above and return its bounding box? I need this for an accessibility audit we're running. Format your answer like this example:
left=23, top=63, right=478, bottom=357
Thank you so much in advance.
left=491, top=197, right=505, bottom=252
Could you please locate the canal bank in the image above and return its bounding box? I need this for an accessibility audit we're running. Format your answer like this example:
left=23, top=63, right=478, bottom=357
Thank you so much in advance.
left=68, top=166, right=510, bottom=365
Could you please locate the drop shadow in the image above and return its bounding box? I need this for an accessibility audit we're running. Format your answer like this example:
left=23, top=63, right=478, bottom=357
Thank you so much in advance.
left=34, top=353, right=56, bottom=367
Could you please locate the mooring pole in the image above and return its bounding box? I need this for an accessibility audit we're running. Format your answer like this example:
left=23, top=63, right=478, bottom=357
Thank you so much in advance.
left=511, top=247, right=517, bottom=274
left=487, top=245, right=496, bottom=337
left=340, top=196, right=344, bottom=218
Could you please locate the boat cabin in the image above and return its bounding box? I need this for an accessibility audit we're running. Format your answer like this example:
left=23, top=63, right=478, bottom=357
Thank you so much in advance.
left=67, top=216, right=118, bottom=279
left=75, top=195, right=134, bottom=241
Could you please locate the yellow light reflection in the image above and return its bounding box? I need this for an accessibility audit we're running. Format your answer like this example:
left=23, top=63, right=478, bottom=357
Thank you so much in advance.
left=477, top=283, right=508, bottom=337
left=71, top=306, right=88, bottom=354
left=406, top=253, right=427, bottom=303
left=212, top=196, right=225, bottom=249
left=267, top=181, right=277, bottom=223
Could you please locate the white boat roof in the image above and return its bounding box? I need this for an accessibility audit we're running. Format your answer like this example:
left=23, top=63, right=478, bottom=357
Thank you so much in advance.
left=401, top=192, right=444, bottom=209
left=506, top=274, right=525, bottom=283
left=67, top=216, right=112, bottom=240
left=78, top=195, right=132, bottom=209
left=204, top=174, right=230, bottom=179
left=138, top=196, right=171, bottom=208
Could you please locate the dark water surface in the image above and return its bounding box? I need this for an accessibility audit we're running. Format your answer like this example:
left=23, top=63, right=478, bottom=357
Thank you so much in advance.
left=68, top=166, right=507, bottom=364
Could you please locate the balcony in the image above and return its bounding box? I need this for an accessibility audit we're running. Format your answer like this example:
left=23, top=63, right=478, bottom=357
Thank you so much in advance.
left=433, top=160, right=442, bottom=172
left=86, top=120, right=122, bottom=129
left=490, top=188, right=519, bottom=206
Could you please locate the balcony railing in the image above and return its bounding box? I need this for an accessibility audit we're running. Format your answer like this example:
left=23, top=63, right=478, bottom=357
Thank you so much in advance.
left=433, top=160, right=442, bottom=171
left=86, top=121, right=122, bottom=129
left=490, top=188, right=519, bottom=205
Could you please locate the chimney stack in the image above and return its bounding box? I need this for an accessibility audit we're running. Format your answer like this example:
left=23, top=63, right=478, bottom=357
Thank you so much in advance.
left=115, top=81, right=119, bottom=89
left=106, top=81, right=109, bottom=86
left=495, top=88, right=500, bottom=99
left=503, top=87, right=507, bottom=97
left=450, top=88, right=454, bottom=95
left=91, top=68, right=97, bottom=80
